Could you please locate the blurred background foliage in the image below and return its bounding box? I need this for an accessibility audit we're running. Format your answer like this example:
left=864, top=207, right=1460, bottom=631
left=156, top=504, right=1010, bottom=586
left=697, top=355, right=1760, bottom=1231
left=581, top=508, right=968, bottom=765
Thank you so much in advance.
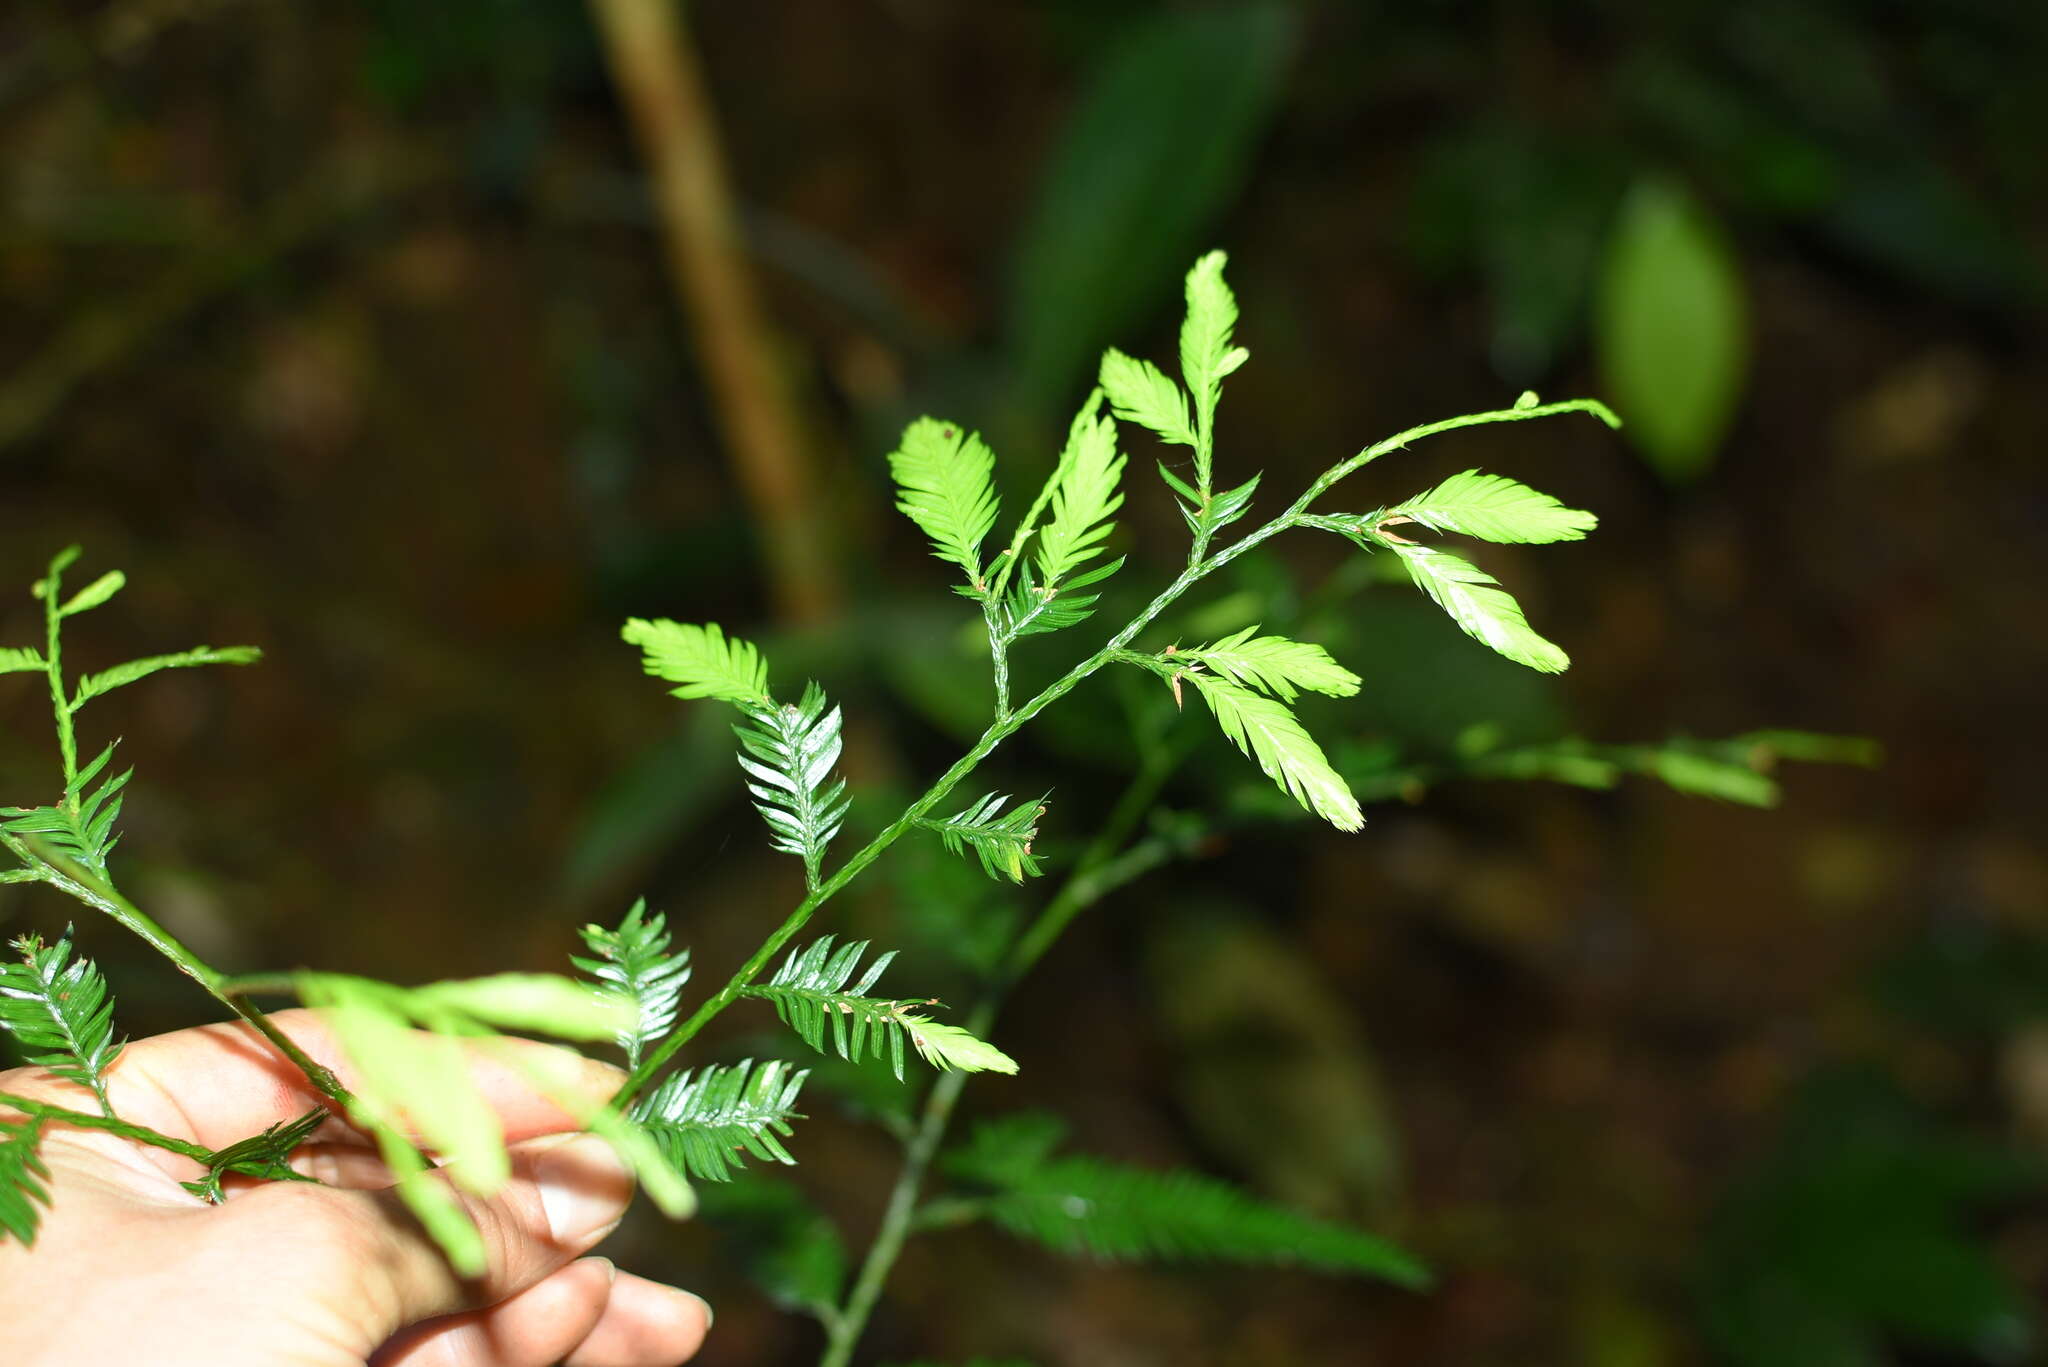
left=2, top=0, right=2045, bottom=1363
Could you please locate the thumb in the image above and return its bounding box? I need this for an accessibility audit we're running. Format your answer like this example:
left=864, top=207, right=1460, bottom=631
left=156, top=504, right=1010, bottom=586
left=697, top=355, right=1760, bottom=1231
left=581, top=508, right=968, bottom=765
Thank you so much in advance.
left=235, top=1132, right=635, bottom=1351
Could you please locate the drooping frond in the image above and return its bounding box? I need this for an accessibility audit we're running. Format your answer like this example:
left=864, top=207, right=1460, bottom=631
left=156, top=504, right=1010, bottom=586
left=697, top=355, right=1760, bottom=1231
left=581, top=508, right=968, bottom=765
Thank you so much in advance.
left=1178, top=250, right=1249, bottom=488
left=944, top=1114, right=1426, bottom=1286
left=180, top=1107, right=327, bottom=1203
left=620, top=619, right=773, bottom=708
left=1387, top=541, right=1570, bottom=674
left=0, top=647, right=45, bottom=675
left=630, top=1058, right=808, bottom=1183
left=743, top=936, right=1019, bottom=1080
left=0, top=742, right=131, bottom=878
left=1384, top=469, right=1597, bottom=545
left=1034, top=392, right=1126, bottom=590
left=0, top=929, right=124, bottom=1115
left=1098, top=348, right=1194, bottom=448
left=70, top=646, right=262, bottom=709
left=734, top=683, right=849, bottom=887
left=1174, top=628, right=1361, bottom=703
left=0, top=1115, right=51, bottom=1245
left=572, top=899, right=692, bottom=1068
left=887, top=417, right=1000, bottom=591
left=1183, top=673, right=1362, bottom=831
left=920, top=792, right=1046, bottom=883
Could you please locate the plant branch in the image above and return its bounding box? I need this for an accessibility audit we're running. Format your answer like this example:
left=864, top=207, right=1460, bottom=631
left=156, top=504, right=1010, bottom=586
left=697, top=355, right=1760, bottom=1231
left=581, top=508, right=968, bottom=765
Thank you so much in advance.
left=0, top=1089, right=216, bottom=1165
left=615, top=398, right=1614, bottom=1107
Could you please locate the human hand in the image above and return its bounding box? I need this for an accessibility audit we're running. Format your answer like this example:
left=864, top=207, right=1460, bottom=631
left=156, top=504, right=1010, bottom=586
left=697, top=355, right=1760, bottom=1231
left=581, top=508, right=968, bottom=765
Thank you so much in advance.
left=0, top=1009, right=711, bottom=1367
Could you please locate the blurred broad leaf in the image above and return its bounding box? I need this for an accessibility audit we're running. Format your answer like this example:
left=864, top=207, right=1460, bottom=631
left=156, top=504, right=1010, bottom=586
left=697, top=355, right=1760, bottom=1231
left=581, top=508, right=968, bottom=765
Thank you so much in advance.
left=1006, top=3, right=1293, bottom=408
left=1595, top=179, right=1750, bottom=483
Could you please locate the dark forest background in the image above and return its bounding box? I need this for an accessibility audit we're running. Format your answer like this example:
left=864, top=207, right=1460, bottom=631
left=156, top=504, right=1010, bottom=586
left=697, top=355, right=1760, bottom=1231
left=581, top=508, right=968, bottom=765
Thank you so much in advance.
left=2, top=2, right=2045, bottom=1364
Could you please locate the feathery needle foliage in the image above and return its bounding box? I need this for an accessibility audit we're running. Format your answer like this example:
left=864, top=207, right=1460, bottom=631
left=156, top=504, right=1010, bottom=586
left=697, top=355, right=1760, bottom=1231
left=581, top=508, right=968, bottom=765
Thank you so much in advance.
left=744, top=936, right=1019, bottom=1080
left=0, top=929, right=124, bottom=1116
left=735, top=684, right=851, bottom=888
left=631, top=1058, right=808, bottom=1183
left=180, top=1108, right=327, bottom=1203
left=0, top=1115, right=52, bottom=1244
left=573, top=899, right=692, bottom=1069
left=944, top=1115, right=1426, bottom=1285
left=621, top=618, right=773, bottom=707
left=888, top=418, right=1001, bottom=592
left=1383, top=468, right=1598, bottom=545
left=1170, top=628, right=1362, bottom=703
left=1182, top=672, right=1364, bottom=831
left=1, top=744, right=131, bottom=879
left=920, top=793, right=1046, bottom=883
left=1387, top=541, right=1571, bottom=674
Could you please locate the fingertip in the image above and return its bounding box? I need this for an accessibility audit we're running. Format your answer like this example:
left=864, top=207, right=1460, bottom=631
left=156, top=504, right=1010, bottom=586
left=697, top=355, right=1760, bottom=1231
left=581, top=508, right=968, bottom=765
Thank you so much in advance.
left=563, top=1271, right=711, bottom=1367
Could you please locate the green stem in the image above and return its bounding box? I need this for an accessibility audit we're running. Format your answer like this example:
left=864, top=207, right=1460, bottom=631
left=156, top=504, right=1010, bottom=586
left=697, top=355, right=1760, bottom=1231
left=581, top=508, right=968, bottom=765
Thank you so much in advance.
left=819, top=754, right=1187, bottom=1367
left=620, top=397, right=1617, bottom=1109
left=0, top=1089, right=217, bottom=1165
left=5, top=835, right=354, bottom=1113
left=40, top=563, right=77, bottom=790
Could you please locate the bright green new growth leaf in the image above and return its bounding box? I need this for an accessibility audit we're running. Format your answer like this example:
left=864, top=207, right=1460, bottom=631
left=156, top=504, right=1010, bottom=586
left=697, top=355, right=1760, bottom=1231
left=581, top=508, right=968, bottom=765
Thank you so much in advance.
left=945, top=1114, right=1426, bottom=1285
left=1184, top=673, right=1363, bottom=832
left=621, top=619, right=772, bottom=708
left=1387, top=469, right=1598, bottom=545
left=744, top=935, right=1019, bottom=1080
left=1034, top=391, right=1127, bottom=589
left=0, top=742, right=131, bottom=878
left=406, top=974, right=637, bottom=1041
left=1099, top=348, right=1194, bottom=448
left=922, top=792, right=1046, bottom=883
left=1596, top=178, right=1749, bottom=483
left=0, top=647, right=46, bottom=675
left=1179, top=249, right=1248, bottom=489
left=70, top=646, right=262, bottom=709
left=1176, top=627, right=1362, bottom=703
left=734, top=683, right=849, bottom=886
left=0, top=1115, right=52, bottom=1245
left=573, top=899, right=691, bottom=1069
left=888, top=418, right=1000, bottom=590
left=631, top=1058, right=808, bottom=1183
left=1387, top=541, right=1570, bottom=674
left=58, top=571, right=125, bottom=618
left=0, top=930, right=124, bottom=1115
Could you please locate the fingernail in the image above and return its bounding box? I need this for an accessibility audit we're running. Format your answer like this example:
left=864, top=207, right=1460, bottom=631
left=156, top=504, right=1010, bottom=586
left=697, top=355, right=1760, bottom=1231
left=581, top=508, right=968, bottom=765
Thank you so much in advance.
left=685, top=1289, right=714, bottom=1331
left=532, top=1134, right=633, bottom=1244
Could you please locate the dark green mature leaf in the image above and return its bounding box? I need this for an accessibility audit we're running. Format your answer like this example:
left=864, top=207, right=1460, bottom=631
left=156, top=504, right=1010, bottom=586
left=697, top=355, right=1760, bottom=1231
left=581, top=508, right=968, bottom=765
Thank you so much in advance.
left=944, top=1114, right=1426, bottom=1285
left=1596, top=179, right=1749, bottom=483
left=631, top=1059, right=808, bottom=1183
left=180, top=1108, right=326, bottom=1203
left=0, top=929, right=123, bottom=1114
left=743, top=936, right=1018, bottom=1080
left=70, top=646, right=261, bottom=708
left=921, top=793, right=1046, bottom=883
left=572, top=899, right=692, bottom=1069
left=888, top=418, right=1000, bottom=591
left=1, top=742, right=131, bottom=878
left=1006, top=4, right=1292, bottom=406
left=734, top=683, right=849, bottom=884
left=0, top=1114, right=51, bottom=1245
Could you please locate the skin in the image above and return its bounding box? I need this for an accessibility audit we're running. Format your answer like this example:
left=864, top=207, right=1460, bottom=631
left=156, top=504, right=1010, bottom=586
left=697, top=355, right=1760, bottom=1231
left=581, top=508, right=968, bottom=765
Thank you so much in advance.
left=0, top=1009, right=711, bottom=1367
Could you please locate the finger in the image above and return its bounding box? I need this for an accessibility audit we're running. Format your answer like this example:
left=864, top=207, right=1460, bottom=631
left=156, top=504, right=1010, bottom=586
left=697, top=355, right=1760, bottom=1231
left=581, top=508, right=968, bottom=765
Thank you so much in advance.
left=100, top=1008, right=623, bottom=1150
left=564, top=1271, right=712, bottom=1367
left=370, top=1257, right=615, bottom=1367
left=228, top=1130, right=634, bottom=1353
